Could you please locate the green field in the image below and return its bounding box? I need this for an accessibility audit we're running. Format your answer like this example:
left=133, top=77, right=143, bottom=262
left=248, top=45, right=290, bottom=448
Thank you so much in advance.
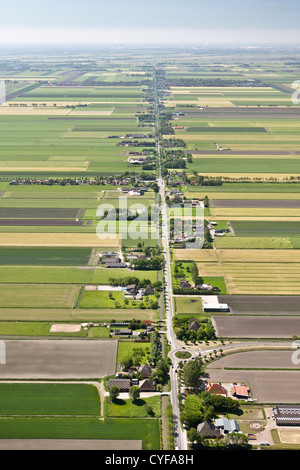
left=0, top=417, right=160, bottom=450
left=231, top=221, right=300, bottom=237
left=79, top=290, right=157, bottom=309
left=0, top=284, right=80, bottom=308
left=105, top=396, right=161, bottom=418
left=0, top=247, right=92, bottom=266
left=117, top=341, right=151, bottom=366
left=0, top=383, right=100, bottom=416
left=0, top=267, right=158, bottom=285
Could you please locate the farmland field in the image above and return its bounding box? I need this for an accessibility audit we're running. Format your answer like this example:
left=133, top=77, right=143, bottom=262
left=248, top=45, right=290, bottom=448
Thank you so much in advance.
left=0, top=383, right=100, bottom=416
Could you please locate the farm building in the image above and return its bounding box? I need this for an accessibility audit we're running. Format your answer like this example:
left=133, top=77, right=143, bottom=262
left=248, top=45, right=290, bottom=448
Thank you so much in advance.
left=188, top=321, right=200, bottom=333
left=197, top=421, right=220, bottom=438
left=205, top=383, right=227, bottom=396
left=112, top=329, right=132, bottom=336
left=108, top=379, right=131, bottom=392
left=138, top=364, right=152, bottom=378
left=215, top=417, right=240, bottom=434
left=101, top=256, right=120, bottom=264
left=203, top=303, right=229, bottom=312
left=273, top=405, right=300, bottom=426
left=139, top=379, right=156, bottom=392
left=231, top=385, right=249, bottom=399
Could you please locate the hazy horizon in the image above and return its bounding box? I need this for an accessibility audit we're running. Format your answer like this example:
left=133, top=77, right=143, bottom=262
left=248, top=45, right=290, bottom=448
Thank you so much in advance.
left=0, top=0, right=299, bottom=45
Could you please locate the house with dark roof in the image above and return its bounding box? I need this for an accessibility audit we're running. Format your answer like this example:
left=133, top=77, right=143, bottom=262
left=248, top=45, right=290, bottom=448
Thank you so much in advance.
left=138, top=364, right=152, bottom=378
left=180, top=279, right=192, bottom=289
left=139, top=379, right=156, bottom=392
left=108, top=379, right=131, bottom=392
left=144, top=285, right=154, bottom=296
left=188, top=321, right=200, bottom=333
left=273, top=405, right=300, bottom=426
left=197, top=421, right=221, bottom=438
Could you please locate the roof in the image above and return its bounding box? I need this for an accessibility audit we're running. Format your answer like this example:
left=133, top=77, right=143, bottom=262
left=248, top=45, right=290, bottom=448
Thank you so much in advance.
left=188, top=321, right=200, bottom=332
left=138, top=364, right=152, bottom=377
left=108, top=379, right=131, bottom=391
left=273, top=405, right=300, bottom=425
left=231, top=385, right=249, bottom=398
left=215, top=417, right=239, bottom=433
left=197, top=421, right=220, bottom=437
left=139, top=379, right=155, bottom=391
left=205, top=383, right=227, bottom=396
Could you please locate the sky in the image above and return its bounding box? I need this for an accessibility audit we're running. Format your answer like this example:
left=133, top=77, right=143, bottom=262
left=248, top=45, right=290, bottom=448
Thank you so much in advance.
left=0, top=0, right=299, bottom=45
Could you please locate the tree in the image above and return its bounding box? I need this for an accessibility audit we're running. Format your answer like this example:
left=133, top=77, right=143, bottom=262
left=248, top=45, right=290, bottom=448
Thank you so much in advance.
left=187, top=428, right=199, bottom=443
left=109, top=385, right=120, bottom=402
left=129, top=385, right=140, bottom=403
left=145, top=404, right=155, bottom=416
left=183, top=357, right=204, bottom=388
left=182, top=394, right=204, bottom=427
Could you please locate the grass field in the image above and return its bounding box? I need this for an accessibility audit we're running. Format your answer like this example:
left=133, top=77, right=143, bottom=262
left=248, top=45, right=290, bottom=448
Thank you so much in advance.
left=0, top=247, right=92, bottom=265
left=0, top=417, right=160, bottom=449
left=175, top=297, right=204, bottom=314
left=0, top=307, right=158, bottom=322
left=117, top=341, right=151, bottom=367
left=105, top=396, right=161, bottom=418
left=79, top=290, right=157, bottom=309
left=0, top=383, right=100, bottom=416
left=0, top=284, right=80, bottom=308
left=231, top=221, right=300, bottom=237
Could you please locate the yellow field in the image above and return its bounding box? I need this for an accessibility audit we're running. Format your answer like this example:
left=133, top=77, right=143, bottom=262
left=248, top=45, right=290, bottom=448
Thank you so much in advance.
left=0, top=233, right=119, bottom=247
left=174, top=249, right=219, bottom=262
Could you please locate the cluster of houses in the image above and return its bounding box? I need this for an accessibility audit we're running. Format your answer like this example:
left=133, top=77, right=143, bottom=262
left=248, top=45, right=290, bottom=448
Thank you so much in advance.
left=111, top=320, right=155, bottom=337
left=196, top=382, right=250, bottom=439
left=108, top=363, right=156, bottom=392
left=179, top=278, right=221, bottom=293
left=120, top=185, right=149, bottom=196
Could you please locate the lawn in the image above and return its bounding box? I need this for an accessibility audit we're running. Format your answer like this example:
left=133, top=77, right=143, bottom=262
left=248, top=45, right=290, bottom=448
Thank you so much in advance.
left=117, top=341, right=151, bottom=367
left=105, top=396, right=161, bottom=418
left=0, top=383, right=100, bottom=416
left=175, top=297, right=204, bottom=315
left=0, top=417, right=160, bottom=450
left=79, top=290, right=157, bottom=309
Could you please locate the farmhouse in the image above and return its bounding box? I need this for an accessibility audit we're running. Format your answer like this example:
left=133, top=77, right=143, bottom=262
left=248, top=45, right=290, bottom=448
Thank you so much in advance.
left=180, top=279, right=192, bottom=289
left=101, top=256, right=120, bottom=264
left=138, top=364, right=152, bottom=378
left=215, top=417, right=240, bottom=434
left=113, top=329, right=132, bottom=336
left=126, top=284, right=138, bottom=295
left=139, top=379, right=156, bottom=392
left=108, top=379, right=131, bottom=392
left=205, top=383, right=227, bottom=396
left=188, top=321, right=200, bottom=333
left=273, top=405, right=300, bottom=426
left=231, top=385, right=249, bottom=399
left=197, top=421, right=221, bottom=439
